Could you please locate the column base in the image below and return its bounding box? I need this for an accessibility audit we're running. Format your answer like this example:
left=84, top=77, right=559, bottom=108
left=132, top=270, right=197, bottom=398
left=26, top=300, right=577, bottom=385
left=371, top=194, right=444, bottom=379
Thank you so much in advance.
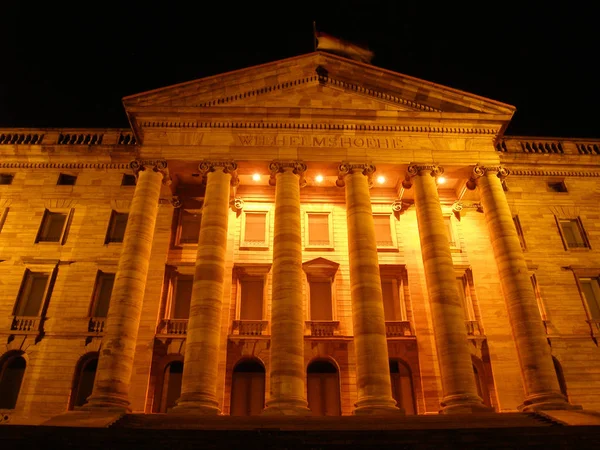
left=263, top=398, right=311, bottom=416
left=353, top=397, right=402, bottom=415
left=519, top=392, right=582, bottom=412
left=440, top=394, right=493, bottom=414
left=81, top=394, right=131, bottom=413
left=170, top=393, right=221, bottom=415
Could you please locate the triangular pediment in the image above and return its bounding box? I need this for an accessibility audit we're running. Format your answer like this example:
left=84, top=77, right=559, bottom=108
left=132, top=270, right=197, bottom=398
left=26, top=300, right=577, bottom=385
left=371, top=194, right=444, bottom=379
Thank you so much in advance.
left=123, top=52, right=515, bottom=117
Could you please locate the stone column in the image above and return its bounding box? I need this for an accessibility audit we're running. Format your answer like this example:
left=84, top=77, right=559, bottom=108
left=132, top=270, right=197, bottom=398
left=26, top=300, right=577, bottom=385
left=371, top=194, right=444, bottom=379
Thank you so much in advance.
left=263, top=161, right=311, bottom=415
left=85, top=160, right=169, bottom=410
left=404, top=164, right=488, bottom=413
left=337, top=163, right=398, bottom=414
left=468, top=165, right=573, bottom=411
left=173, top=161, right=237, bottom=414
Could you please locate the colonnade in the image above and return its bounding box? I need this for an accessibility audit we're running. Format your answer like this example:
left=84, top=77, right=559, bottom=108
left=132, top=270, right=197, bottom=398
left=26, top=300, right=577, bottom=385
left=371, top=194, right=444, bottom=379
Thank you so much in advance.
left=84, top=159, right=573, bottom=414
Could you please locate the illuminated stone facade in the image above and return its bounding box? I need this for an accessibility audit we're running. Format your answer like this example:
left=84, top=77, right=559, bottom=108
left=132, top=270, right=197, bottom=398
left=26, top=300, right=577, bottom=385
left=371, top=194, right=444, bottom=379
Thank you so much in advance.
left=1, top=52, right=599, bottom=425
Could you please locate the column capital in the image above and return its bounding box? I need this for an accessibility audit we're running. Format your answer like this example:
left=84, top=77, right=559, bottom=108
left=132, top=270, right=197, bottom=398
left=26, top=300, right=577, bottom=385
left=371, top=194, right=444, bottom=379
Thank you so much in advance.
left=402, top=164, right=444, bottom=189
left=268, top=160, right=307, bottom=187
left=130, top=159, right=171, bottom=185
left=466, top=165, right=510, bottom=190
left=336, top=162, right=376, bottom=187
left=198, top=160, right=238, bottom=185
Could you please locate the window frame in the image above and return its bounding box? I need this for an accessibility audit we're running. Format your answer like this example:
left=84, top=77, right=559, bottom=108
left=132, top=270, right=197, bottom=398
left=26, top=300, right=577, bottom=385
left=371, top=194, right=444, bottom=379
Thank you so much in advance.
left=0, top=173, right=14, bottom=185
left=35, top=208, right=74, bottom=244
left=302, top=258, right=340, bottom=325
left=574, top=271, right=600, bottom=324
left=12, top=265, right=57, bottom=327
left=555, top=216, right=591, bottom=251
left=173, top=207, right=203, bottom=247
left=163, top=265, right=195, bottom=320
left=105, top=210, right=129, bottom=244
left=240, top=207, right=270, bottom=250
left=57, top=173, right=78, bottom=186
left=304, top=210, right=334, bottom=250
left=89, top=271, right=116, bottom=319
left=513, top=215, right=527, bottom=251
left=379, top=265, right=412, bottom=322
left=0, top=206, right=8, bottom=233
left=233, top=265, right=271, bottom=321
left=443, top=213, right=461, bottom=252
left=372, top=211, right=398, bottom=251
left=454, top=267, right=483, bottom=336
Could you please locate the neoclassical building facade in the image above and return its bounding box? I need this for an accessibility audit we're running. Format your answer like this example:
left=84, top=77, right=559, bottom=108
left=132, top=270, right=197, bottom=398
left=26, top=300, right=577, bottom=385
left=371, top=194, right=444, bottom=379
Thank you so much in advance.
left=1, top=52, right=599, bottom=425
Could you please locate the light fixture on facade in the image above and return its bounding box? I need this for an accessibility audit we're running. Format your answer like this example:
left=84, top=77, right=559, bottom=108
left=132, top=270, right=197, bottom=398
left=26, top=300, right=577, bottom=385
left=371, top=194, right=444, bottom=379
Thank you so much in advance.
left=315, top=175, right=324, bottom=183
left=252, top=174, right=261, bottom=182
left=377, top=175, right=386, bottom=184
left=437, top=176, right=446, bottom=185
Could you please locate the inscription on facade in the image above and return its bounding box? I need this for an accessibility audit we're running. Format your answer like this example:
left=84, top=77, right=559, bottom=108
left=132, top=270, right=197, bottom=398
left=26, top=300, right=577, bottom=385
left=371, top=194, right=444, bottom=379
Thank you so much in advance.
left=236, top=134, right=403, bottom=149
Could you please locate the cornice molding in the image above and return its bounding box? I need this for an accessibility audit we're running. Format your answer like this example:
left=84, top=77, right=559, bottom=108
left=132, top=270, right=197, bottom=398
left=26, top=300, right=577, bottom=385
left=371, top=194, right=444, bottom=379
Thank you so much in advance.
left=508, top=169, right=600, bottom=177
left=0, top=162, right=130, bottom=169
left=138, top=120, right=497, bottom=135
left=191, top=74, right=440, bottom=113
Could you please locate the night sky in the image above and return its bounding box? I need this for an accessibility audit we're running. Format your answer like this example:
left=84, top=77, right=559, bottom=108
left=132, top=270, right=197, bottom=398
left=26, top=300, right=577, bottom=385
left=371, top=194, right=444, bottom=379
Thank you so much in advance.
left=1, top=2, right=598, bottom=138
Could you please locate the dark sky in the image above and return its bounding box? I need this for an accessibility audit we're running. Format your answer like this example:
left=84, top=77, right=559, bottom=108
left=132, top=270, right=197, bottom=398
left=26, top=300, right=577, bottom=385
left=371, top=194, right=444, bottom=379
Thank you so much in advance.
left=1, top=2, right=598, bottom=138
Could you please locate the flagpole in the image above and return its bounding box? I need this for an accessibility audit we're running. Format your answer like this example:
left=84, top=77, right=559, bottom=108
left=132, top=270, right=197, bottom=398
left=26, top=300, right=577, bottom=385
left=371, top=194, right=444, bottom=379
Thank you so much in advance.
left=312, top=21, right=317, bottom=51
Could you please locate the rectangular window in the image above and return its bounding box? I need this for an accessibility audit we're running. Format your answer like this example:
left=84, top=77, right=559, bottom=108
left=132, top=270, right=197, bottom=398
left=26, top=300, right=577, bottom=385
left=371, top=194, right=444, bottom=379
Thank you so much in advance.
left=241, top=210, right=269, bottom=249
left=307, top=213, right=330, bottom=247
left=240, top=278, right=264, bottom=320
left=580, top=277, right=600, bottom=321
left=309, top=280, right=333, bottom=320
left=121, top=174, right=136, bottom=186
left=36, top=210, right=70, bottom=243
left=14, top=271, right=50, bottom=316
left=179, top=210, right=202, bottom=244
left=0, top=207, right=8, bottom=233
left=91, top=272, right=115, bottom=318
left=547, top=181, right=567, bottom=192
left=557, top=218, right=590, bottom=249
left=444, top=215, right=456, bottom=247
left=0, top=173, right=14, bottom=185
left=106, top=211, right=128, bottom=243
left=530, top=274, right=547, bottom=322
left=513, top=216, right=527, bottom=251
left=171, top=275, right=193, bottom=319
left=57, top=173, right=77, bottom=185
left=373, top=213, right=396, bottom=248
left=381, top=278, right=406, bottom=321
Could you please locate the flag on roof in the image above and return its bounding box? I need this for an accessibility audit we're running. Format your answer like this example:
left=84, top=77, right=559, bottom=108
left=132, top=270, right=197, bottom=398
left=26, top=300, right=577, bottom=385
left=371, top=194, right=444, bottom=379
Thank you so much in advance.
left=315, top=31, right=374, bottom=64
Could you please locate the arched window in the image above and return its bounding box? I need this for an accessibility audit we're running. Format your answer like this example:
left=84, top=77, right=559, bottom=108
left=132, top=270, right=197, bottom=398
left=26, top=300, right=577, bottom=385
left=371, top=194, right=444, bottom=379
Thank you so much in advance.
left=159, top=361, right=184, bottom=413
left=307, top=360, right=341, bottom=416
left=472, top=356, right=492, bottom=407
left=552, top=356, right=568, bottom=398
left=0, top=353, right=26, bottom=409
left=69, top=354, right=98, bottom=409
left=230, top=359, right=265, bottom=416
left=389, top=359, right=415, bottom=414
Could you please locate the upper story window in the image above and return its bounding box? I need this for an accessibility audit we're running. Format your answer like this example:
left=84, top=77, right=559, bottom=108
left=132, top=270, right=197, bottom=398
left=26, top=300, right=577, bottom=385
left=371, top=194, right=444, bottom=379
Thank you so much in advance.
left=455, top=268, right=482, bottom=336
left=373, top=213, right=397, bottom=250
left=547, top=180, right=567, bottom=193
left=90, top=272, right=115, bottom=318
left=121, top=174, right=137, bottom=186
left=240, top=208, right=270, bottom=250
left=36, top=209, right=73, bottom=244
left=530, top=273, right=548, bottom=324
left=0, top=173, right=14, bottom=185
left=14, top=270, right=51, bottom=317
left=232, top=264, right=271, bottom=336
left=303, top=258, right=339, bottom=329
left=443, top=214, right=460, bottom=250
left=380, top=265, right=413, bottom=337
left=556, top=217, right=590, bottom=250
left=178, top=210, right=202, bottom=244
left=168, top=272, right=193, bottom=320
left=305, top=211, right=333, bottom=249
left=105, top=211, right=128, bottom=243
left=57, top=173, right=77, bottom=186
left=0, top=207, right=8, bottom=233
left=579, top=277, right=600, bottom=322
left=513, top=215, right=527, bottom=251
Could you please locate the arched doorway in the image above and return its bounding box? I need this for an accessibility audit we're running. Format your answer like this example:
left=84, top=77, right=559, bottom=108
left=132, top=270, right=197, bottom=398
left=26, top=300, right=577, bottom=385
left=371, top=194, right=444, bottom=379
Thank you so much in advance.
left=389, top=359, right=416, bottom=414
left=69, top=354, right=98, bottom=409
left=307, top=360, right=341, bottom=416
left=0, top=352, right=26, bottom=410
left=230, top=359, right=265, bottom=416
left=159, top=360, right=183, bottom=413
